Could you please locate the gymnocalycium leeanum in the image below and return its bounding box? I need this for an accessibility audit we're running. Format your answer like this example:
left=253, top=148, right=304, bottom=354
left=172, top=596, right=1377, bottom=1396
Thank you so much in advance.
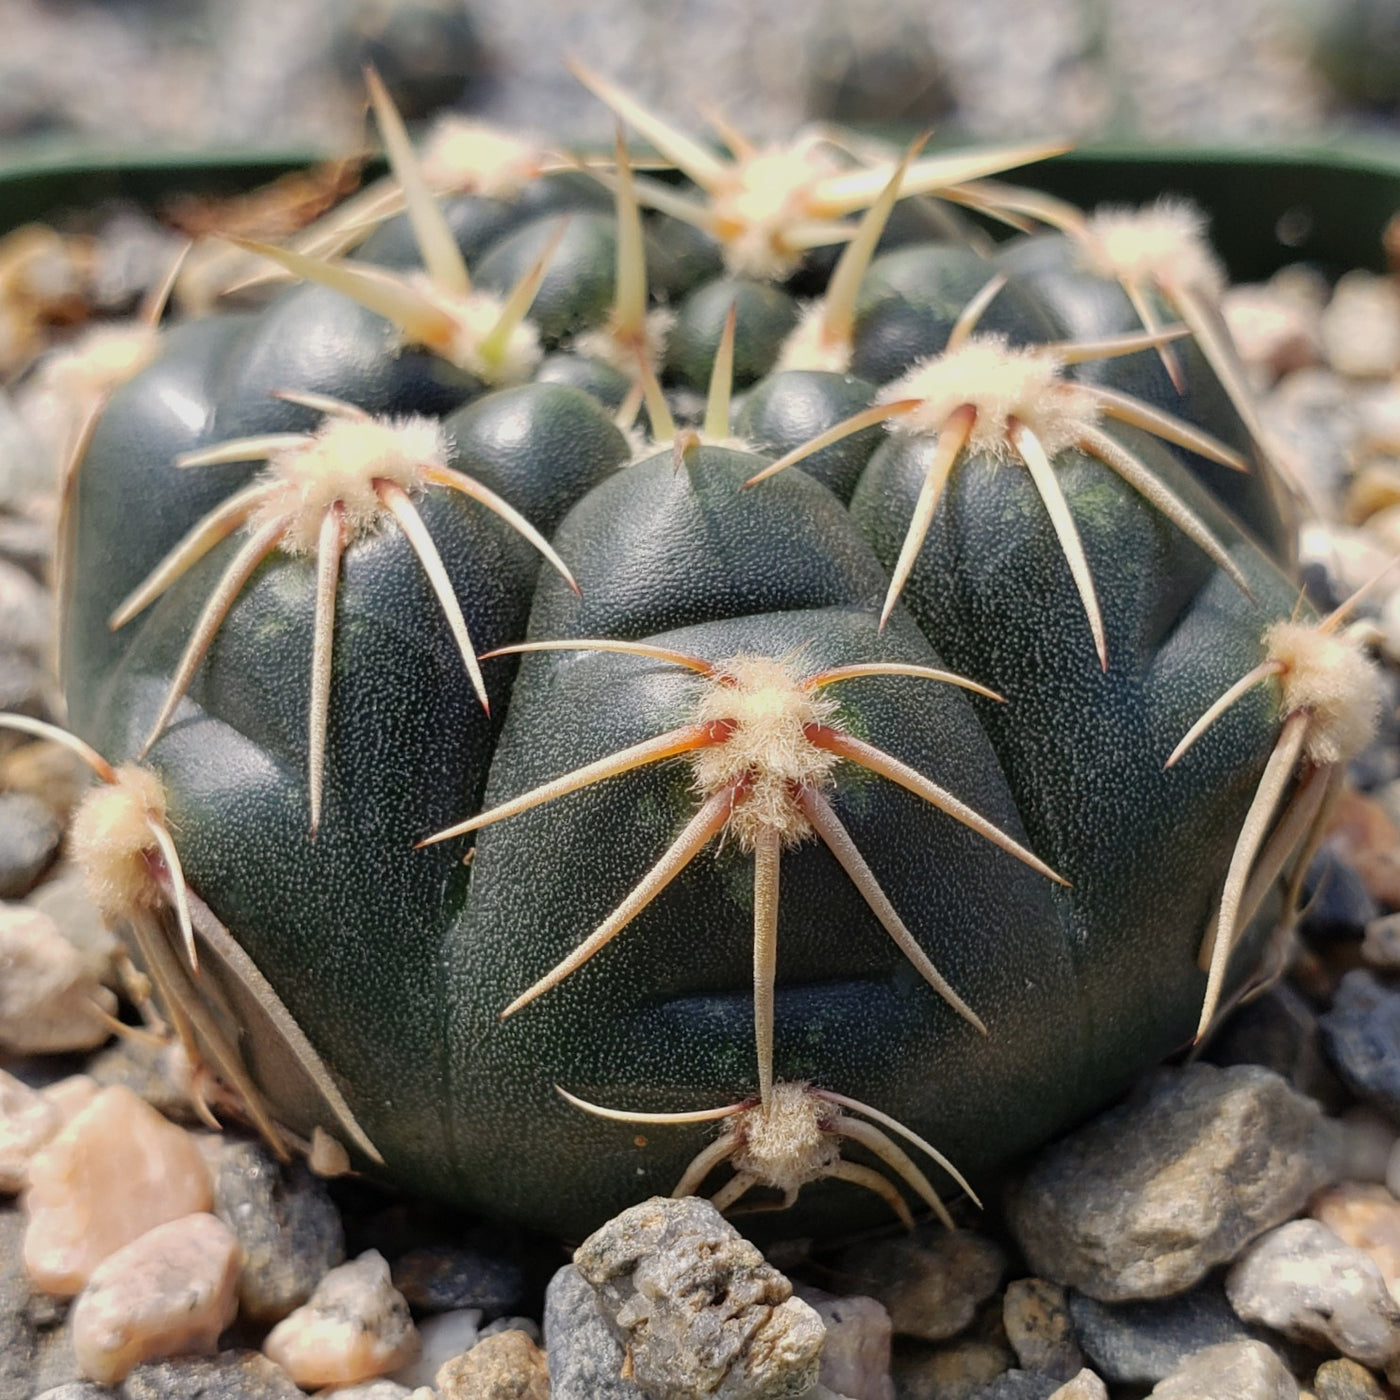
left=46, top=68, right=1383, bottom=1239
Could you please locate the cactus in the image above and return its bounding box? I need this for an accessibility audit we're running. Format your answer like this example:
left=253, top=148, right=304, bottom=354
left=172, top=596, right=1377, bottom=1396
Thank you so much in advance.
left=46, top=71, right=1384, bottom=1240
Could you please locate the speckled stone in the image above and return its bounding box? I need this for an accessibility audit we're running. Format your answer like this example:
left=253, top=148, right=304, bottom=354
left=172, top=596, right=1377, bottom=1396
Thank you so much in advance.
left=211, top=1137, right=344, bottom=1322
left=391, top=1242, right=525, bottom=1317
left=1322, top=971, right=1400, bottom=1124
left=121, top=1349, right=305, bottom=1399
left=1005, top=1064, right=1339, bottom=1301
left=1047, top=1373, right=1107, bottom=1400
left=795, top=1283, right=894, bottom=1400
left=836, top=1230, right=1006, bottom=1342
left=890, top=1337, right=1014, bottom=1400
left=1147, top=1340, right=1297, bottom=1399
left=573, top=1195, right=825, bottom=1400
left=1226, top=1219, right=1400, bottom=1368
left=1311, top=1182, right=1400, bottom=1303
left=435, top=1327, right=551, bottom=1399
left=1313, top=1357, right=1387, bottom=1399
left=1001, top=1279, right=1081, bottom=1381
left=543, top=1263, right=644, bottom=1400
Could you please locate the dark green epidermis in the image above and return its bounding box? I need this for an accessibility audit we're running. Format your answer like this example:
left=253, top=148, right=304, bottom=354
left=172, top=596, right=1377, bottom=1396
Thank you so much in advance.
left=666, top=279, right=801, bottom=391
left=996, top=232, right=1293, bottom=561
left=736, top=371, right=881, bottom=503
left=528, top=445, right=890, bottom=643
left=850, top=419, right=1299, bottom=1095
left=440, top=605, right=1083, bottom=1237
left=78, top=484, right=537, bottom=1196
left=850, top=243, right=1060, bottom=385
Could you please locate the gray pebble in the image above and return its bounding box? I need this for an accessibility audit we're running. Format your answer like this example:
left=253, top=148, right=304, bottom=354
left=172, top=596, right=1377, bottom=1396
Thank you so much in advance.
left=834, top=1230, right=1005, bottom=1343
left=0, top=1207, right=37, bottom=1399
left=1361, top=912, right=1400, bottom=971
left=1321, top=970, right=1400, bottom=1124
left=211, top=1138, right=344, bottom=1322
left=1002, top=1279, right=1081, bottom=1381
left=1148, top=1340, right=1297, bottom=1399
left=0, top=790, right=60, bottom=898
left=31, top=1386, right=115, bottom=1400
left=1226, top=1219, right=1400, bottom=1368
left=543, top=1263, right=644, bottom=1400
left=1005, top=1064, right=1339, bottom=1301
left=392, top=1242, right=524, bottom=1317
left=573, top=1195, right=824, bottom=1400
left=119, top=1350, right=305, bottom=1399
left=1302, top=847, right=1381, bottom=940
left=970, top=1373, right=1063, bottom=1400
left=1068, top=1280, right=1260, bottom=1386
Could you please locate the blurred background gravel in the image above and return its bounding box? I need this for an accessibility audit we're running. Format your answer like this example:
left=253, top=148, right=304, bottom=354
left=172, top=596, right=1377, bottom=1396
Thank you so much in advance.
left=1, top=0, right=1399, bottom=155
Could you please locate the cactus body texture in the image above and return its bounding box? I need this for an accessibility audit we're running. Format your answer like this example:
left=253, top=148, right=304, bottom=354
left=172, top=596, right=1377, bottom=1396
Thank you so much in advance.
left=54, top=84, right=1367, bottom=1240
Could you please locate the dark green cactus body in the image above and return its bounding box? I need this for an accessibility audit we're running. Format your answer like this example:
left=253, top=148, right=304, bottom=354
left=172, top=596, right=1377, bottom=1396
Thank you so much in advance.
left=59, top=161, right=1310, bottom=1240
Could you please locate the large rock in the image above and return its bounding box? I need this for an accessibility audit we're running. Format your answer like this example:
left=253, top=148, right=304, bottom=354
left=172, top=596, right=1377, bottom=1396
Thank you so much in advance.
left=543, top=1263, right=645, bottom=1400
left=572, top=1196, right=825, bottom=1400
left=1005, top=1065, right=1339, bottom=1300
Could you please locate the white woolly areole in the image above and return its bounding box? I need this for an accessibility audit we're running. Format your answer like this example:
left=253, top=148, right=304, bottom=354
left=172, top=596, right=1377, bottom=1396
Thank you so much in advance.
left=1078, top=200, right=1226, bottom=299
left=881, top=335, right=1098, bottom=459
left=69, top=765, right=168, bottom=919
left=574, top=306, right=676, bottom=375
left=776, top=300, right=853, bottom=374
left=250, top=415, right=447, bottom=554
left=420, top=118, right=543, bottom=198
left=409, top=278, right=541, bottom=385
left=713, top=143, right=843, bottom=281
left=1265, top=620, right=1384, bottom=766
left=689, top=655, right=839, bottom=849
left=729, top=1082, right=842, bottom=1194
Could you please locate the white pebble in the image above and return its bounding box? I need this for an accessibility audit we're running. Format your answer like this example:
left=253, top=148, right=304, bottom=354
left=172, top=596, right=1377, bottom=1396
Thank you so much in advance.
left=390, top=1308, right=482, bottom=1388
left=70, top=1211, right=241, bottom=1384
left=24, top=1084, right=213, bottom=1295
